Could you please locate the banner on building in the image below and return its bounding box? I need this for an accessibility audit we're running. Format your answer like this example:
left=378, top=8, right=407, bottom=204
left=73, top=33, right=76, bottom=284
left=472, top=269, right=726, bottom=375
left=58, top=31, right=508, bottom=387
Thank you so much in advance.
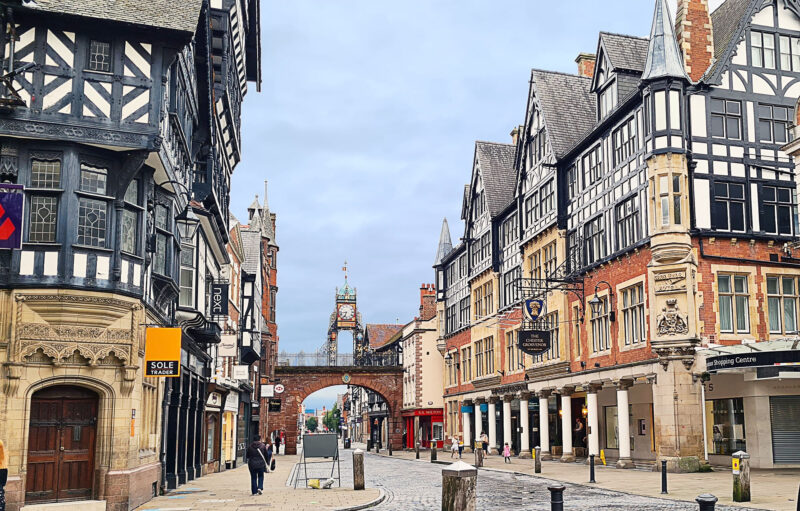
left=268, top=398, right=281, bottom=412
left=233, top=365, right=249, bottom=380
left=210, top=283, right=229, bottom=316
left=517, top=330, right=550, bottom=356
left=144, top=327, right=182, bottom=377
left=0, top=184, right=24, bottom=250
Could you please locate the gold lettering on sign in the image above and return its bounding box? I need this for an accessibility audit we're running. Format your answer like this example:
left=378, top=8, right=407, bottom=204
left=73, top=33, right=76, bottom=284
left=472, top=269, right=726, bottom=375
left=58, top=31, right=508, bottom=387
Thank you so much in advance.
left=654, top=270, right=687, bottom=294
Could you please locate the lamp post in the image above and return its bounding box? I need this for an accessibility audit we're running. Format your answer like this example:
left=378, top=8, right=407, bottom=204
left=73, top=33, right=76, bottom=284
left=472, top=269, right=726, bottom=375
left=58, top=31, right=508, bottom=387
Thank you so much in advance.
left=587, top=281, right=615, bottom=322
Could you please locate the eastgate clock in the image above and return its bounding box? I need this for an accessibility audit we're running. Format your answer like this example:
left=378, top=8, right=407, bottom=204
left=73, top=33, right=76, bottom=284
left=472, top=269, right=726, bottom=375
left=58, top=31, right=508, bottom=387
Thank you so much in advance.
left=338, top=304, right=355, bottom=320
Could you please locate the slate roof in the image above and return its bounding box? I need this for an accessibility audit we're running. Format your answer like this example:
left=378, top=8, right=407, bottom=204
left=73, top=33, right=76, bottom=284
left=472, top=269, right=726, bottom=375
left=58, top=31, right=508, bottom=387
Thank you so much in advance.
left=475, top=141, right=516, bottom=217
left=641, top=0, right=690, bottom=81
left=365, top=324, right=404, bottom=349
left=708, top=0, right=754, bottom=78
left=435, top=218, right=453, bottom=265
left=240, top=229, right=262, bottom=274
left=30, top=0, right=203, bottom=34
left=600, top=32, right=651, bottom=73
left=530, top=70, right=596, bottom=159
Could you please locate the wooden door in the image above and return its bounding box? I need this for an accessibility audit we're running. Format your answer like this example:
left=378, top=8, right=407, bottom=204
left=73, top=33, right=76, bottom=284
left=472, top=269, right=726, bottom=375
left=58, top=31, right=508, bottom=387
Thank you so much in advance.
left=26, top=386, right=98, bottom=503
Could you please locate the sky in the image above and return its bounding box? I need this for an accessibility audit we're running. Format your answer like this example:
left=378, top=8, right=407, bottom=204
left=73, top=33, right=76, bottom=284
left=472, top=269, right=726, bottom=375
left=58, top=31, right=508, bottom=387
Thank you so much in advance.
left=233, top=0, right=723, bottom=410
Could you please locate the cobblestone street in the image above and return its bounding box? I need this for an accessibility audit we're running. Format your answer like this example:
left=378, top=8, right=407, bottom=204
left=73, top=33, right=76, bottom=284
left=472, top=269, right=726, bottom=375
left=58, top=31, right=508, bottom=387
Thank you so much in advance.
left=352, top=451, right=763, bottom=511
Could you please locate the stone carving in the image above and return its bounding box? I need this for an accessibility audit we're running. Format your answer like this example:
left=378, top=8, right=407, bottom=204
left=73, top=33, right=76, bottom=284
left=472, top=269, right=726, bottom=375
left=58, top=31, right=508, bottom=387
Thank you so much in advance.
left=19, top=340, right=130, bottom=366
left=17, top=322, right=132, bottom=343
left=653, top=346, right=696, bottom=370
left=2, top=363, right=22, bottom=396
left=656, top=299, right=689, bottom=336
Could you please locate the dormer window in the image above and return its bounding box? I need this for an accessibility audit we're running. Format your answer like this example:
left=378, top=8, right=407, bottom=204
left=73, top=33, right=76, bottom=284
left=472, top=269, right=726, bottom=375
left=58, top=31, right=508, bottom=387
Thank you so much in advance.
left=599, top=81, right=617, bottom=118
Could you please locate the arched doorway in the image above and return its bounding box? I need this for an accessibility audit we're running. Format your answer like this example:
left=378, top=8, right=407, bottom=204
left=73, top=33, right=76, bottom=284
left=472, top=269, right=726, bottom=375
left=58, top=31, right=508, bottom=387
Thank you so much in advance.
left=26, top=386, right=98, bottom=503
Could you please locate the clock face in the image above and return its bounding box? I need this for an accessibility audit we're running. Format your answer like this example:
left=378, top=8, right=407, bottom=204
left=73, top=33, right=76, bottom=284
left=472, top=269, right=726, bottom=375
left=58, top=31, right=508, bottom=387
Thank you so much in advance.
left=338, top=304, right=355, bottom=320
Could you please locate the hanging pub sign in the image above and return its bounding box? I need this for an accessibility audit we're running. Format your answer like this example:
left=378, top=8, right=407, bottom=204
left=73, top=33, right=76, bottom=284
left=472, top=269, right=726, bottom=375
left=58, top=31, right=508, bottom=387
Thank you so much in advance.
left=268, top=398, right=281, bottom=412
left=0, top=184, right=24, bottom=250
left=210, top=283, right=229, bottom=316
left=523, top=298, right=545, bottom=322
left=144, top=327, right=182, bottom=377
left=518, top=330, right=550, bottom=356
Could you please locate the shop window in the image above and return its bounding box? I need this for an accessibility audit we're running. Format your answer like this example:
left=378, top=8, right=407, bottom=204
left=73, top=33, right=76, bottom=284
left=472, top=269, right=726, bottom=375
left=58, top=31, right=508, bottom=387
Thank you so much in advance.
left=767, top=276, right=799, bottom=335
left=604, top=405, right=632, bottom=450
left=705, top=397, right=746, bottom=455
left=621, top=283, right=645, bottom=345
left=718, top=274, right=750, bottom=334
left=207, top=416, right=217, bottom=462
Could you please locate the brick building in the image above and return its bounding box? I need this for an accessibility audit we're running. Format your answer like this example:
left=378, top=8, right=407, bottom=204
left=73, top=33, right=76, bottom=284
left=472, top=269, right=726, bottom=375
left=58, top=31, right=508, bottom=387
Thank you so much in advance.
left=435, top=0, right=800, bottom=471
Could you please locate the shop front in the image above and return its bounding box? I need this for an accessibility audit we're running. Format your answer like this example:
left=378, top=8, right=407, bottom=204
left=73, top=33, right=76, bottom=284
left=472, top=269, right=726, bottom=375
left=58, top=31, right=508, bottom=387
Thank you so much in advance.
left=402, top=409, right=444, bottom=449
left=702, top=341, right=800, bottom=469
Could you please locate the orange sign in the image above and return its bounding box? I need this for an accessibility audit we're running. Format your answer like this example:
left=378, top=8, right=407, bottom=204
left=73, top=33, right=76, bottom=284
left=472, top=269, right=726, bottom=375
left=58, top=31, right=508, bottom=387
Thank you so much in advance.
left=144, top=327, right=182, bottom=377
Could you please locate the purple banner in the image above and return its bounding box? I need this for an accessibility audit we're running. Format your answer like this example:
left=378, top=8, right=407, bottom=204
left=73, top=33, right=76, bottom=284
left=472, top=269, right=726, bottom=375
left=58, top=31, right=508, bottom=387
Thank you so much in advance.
left=0, top=184, right=24, bottom=250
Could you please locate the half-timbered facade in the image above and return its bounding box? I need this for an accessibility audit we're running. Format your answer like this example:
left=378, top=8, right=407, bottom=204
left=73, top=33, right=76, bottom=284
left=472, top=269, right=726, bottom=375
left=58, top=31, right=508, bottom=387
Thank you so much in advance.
left=0, top=0, right=261, bottom=509
left=436, top=0, right=800, bottom=471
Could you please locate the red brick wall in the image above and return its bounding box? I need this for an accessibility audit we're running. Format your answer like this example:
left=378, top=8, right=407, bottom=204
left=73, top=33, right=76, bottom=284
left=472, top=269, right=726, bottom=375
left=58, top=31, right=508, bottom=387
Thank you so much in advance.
left=104, top=462, right=161, bottom=511
left=272, top=367, right=403, bottom=455
left=676, top=0, right=714, bottom=82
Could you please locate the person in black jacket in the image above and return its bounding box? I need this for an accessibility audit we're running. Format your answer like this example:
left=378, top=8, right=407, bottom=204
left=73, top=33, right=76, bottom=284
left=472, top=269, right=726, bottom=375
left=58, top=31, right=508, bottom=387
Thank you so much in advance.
left=246, top=435, right=271, bottom=495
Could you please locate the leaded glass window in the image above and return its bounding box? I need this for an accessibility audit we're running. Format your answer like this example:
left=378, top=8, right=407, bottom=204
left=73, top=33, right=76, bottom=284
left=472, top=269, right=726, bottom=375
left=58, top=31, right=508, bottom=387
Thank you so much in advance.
left=154, top=233, right=167, bottom=275
left=77, top=197, right=107, bottom=247
left=29, top=196, right=57, bottom=243
left=31, top=159, right=61, bottom=188
left=80, top=164, right=107, bottom=195
left=124, top=180, right=139, bottom=205
left=88, top=40, right=111, bottom=72
left=120, top=209, right=137, bottom=254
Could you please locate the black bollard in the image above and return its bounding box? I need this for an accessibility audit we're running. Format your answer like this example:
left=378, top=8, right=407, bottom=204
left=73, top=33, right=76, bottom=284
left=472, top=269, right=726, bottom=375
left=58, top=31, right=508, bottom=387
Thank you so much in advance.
left=589, top=454, right=596, bottom=483
left=696, top=494, right=718, bottom=511
left=661, top=460, right=668, bottom=494
left=547, top=485, right=565, bottom=511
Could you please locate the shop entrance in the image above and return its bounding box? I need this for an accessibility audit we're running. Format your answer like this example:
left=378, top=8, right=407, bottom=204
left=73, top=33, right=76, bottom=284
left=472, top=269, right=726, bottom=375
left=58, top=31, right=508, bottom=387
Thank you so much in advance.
left=26, top=386, right=98, bottom=503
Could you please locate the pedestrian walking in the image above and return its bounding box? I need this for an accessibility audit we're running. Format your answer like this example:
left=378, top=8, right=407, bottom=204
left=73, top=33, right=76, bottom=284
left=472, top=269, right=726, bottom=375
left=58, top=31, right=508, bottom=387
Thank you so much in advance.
left=450, top=436, right=459, bottom=458
left=246, top=435, right=271, bottom=495
left=0, top=439, right=7, bottom=511
left=503, top=442, right=511, bottom=464
left=457, top=436, right=463, bottom=459
left=480, top=432, right=489, bottom=455
left=274, top=432, right=282, bottom=455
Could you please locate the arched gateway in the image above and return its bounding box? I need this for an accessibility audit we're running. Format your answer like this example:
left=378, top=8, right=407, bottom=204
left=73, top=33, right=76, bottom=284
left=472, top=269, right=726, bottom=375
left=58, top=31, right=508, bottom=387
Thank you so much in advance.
left=271, top=365, right=403, bottom=455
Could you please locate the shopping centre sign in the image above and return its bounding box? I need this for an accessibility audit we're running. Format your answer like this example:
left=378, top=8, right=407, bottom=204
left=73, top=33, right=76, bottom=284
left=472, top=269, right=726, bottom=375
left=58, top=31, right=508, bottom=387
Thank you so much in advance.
left=706, top=350, right=800, bottom=371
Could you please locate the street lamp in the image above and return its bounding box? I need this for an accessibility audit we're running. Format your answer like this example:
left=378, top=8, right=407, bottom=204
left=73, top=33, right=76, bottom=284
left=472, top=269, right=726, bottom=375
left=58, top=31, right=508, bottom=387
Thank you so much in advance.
left=155, top=179, right=200, bottom=241
left=588, top=280, right=615, bottom=322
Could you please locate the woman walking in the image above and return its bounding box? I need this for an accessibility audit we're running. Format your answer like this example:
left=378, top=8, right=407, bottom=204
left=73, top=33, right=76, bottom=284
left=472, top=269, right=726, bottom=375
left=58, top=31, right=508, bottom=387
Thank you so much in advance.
left=246, top=435, right=271, bottom=495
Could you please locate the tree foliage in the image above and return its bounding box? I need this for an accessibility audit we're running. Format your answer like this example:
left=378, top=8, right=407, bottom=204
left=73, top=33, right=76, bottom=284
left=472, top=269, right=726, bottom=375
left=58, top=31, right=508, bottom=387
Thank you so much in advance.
left=305, top=416, right=318, bottom=433
left=323, top=404, right=341, bottom=433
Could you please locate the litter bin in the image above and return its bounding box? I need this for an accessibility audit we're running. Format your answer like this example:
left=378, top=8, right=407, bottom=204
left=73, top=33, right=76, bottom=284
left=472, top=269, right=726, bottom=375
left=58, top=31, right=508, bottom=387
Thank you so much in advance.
left=344, top=438, right=351, bottom=449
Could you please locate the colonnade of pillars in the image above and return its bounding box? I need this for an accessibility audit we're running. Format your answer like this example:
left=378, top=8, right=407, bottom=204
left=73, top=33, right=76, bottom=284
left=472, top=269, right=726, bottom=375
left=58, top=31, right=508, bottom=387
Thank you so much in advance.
left=460, top=380, right=635, bottom=468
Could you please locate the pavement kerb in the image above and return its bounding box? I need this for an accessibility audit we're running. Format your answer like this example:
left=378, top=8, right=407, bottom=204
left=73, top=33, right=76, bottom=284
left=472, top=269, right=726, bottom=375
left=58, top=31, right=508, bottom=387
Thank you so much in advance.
left=332, top=488, right=386, bottom=511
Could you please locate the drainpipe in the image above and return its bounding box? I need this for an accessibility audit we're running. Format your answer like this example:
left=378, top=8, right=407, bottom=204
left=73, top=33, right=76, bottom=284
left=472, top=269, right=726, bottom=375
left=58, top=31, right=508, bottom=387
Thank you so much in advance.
left=700, top=382, right=708, bottom=462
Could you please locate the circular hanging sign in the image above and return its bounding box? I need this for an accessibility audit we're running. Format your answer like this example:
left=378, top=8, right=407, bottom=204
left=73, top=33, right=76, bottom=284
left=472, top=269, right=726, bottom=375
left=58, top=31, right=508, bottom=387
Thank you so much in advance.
left=274, top=383, right=285, bottom=394
left=342, top=374, right=352, bottom=384
left=523, top=298, right=545, bottom=322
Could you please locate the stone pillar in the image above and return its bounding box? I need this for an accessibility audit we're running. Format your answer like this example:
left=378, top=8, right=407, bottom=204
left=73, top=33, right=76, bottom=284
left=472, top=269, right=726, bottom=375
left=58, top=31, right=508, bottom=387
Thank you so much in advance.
left=519, top=393, right=531, bottom=458
left=353, top=449, right=365, bottom=490
left=732, top=451, right=750, bottom=502
left=538, top=391, right=552, bottom=460
left=502, top=395, right=512, bottom=456
left=652, top=365, right=704, bottom=472
left=560, top=388, right=575, bottom=463
left=474, top=399, right=484, bottom=447
left=441, top=461, right=477, bottom=511
left=461, top=401, right=472, bottom=453
left=586, top=384, right=601, bottom=460
left=487, top=397, right=498, bottom=454
left=615, top=380, right=635, bottom=469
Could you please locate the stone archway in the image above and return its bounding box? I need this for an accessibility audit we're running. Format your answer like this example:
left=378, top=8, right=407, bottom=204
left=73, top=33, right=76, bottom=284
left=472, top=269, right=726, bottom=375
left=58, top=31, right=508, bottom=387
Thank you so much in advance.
left=270, top=366, right=403, bottom=455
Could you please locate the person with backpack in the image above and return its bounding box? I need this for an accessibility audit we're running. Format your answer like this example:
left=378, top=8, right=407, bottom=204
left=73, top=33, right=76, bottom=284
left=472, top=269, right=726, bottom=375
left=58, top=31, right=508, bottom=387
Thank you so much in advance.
left=246, top=435, right=271, bottom=495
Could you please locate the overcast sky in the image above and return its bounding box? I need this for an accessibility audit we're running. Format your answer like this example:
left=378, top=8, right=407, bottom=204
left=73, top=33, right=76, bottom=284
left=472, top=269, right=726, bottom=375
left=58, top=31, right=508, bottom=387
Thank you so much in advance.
left=233, top=0, right=724, bottom=410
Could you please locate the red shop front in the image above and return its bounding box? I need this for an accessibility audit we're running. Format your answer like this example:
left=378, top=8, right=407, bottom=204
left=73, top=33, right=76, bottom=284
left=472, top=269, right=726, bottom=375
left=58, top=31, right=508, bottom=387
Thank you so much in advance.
left=402, top=408, right=444, bottom=449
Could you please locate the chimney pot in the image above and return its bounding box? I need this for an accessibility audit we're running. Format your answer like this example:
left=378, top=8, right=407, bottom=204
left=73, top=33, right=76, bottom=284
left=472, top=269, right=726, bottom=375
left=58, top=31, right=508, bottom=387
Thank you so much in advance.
left=575, top=53, right=597, bottom=78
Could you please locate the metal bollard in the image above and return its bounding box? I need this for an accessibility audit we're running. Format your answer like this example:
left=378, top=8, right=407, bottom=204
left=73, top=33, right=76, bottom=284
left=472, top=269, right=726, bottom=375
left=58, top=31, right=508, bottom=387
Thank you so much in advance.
left=353, top=449, right=365, bottom=491
left=534, top=446, right=541, bottom=474
left=589, top=454, right=596, bottom=483
left=661, top=460, right=668, bottom=494
left=431, top=445, right=438, bottom=462
left=547, top=485, right=565, bottom=511
left=696, top=494, right=717, bottom=511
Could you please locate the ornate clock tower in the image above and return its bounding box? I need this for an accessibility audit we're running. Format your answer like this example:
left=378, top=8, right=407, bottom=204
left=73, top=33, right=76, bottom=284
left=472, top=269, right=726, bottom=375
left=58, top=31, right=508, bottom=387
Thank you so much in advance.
left=326, top=263, right=365, bottom=365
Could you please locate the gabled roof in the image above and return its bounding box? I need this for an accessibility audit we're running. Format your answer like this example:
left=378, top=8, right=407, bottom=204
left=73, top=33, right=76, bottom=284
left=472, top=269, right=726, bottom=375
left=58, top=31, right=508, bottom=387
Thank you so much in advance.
left=641, top=0, right=690, bottom=81
left=240, top=230, right=262, bottom=274
left=707, top=0, right=757, bottom=79
left=365, top=324, right=404, bottom=349
left=530, top=70, right=596, bottom=159
left=29, top=0, right=203, bottom=34
left=599, top=32, right=651, bottom=74
left=474, top=141, right=516, bottom=217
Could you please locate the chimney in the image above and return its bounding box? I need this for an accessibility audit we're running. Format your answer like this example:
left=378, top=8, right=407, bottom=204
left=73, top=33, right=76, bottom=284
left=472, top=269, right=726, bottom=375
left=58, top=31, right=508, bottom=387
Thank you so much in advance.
left=575, top=53, right=596, bottom=78
left=675, top=0, right=714, bottom=82
left=419, top=284, right=436, bottom=321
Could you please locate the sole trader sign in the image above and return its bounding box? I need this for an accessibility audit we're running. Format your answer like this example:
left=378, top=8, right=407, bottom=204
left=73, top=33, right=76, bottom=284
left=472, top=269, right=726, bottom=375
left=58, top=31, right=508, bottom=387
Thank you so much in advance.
left=144, top=327, right=182, bottom=377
